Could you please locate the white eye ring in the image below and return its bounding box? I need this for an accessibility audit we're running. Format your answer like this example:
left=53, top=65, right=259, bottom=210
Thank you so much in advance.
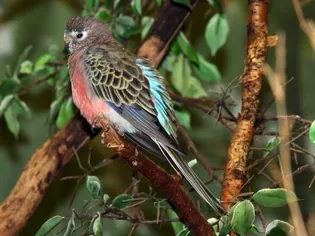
left=71, top=31, right=88, bottom=40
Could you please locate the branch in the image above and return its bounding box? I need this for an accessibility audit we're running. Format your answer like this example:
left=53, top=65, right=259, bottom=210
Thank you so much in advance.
left=0, top=1, right=212, bottom=235
left=220, top=0, right=270, bottom=210
left=96, top=116, right=215, bottom=235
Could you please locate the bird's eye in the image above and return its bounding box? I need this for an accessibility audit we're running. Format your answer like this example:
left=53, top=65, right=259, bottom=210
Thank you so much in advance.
left=76, top=33, right=83, bottom=39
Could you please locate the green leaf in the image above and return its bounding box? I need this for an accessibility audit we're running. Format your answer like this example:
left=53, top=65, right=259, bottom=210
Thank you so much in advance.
left=187, top=159, right=197, bottom=168
left=171, top=54, right=191, bottom=95
left=64, top=210, right=75, bottom=236
left=205, top=13, right=229, bottom=56
left=56, top=97, right=75, bottom=128
left=4, top=106, right=20, bottom=138
left=250, top=224, right=260, bottom=233
left=253, top=188, right=298, bottom=207
left=20, top=60, right=33, bottom=74
left=86, top=0, right=99, bottom=10
left=35, top=215, right=64, bottom=236
left=167, top=209, right=185, bottom=234
left=153, top=199, right=169, bottom=208
left=141, top=16, right=154, bottom=39
left=206, top=0, right=223, bottom=12
left=131, top=0, right=142, bottom=15
left=95, top=7, right=112, bottom=22
left=112, top=194, right=133, bottom=209
left=15, top=98, right=31, bottom=118
left=230, top=200, right=255, bottom=236
left=193, top=53, right=221, bottom=82
left=34, top=54, right=54, bottom=72
left=263, top=137, right=281, bottom=157
left=0, top=79, right=20, bottom=98
left=115, top=15, right=140, bottom=38
left=105, top=0, right=114, bottom=9
left=175, top=110, right=191, bottom=129
left=309, top=120, right=315, bottom=145
left=86, top=176, right=102, bottom=199
left=14, top=45, right=32, bottom=78
left=177, top=32, right=198, bottom=64
left=156, top=0, right=163, bottom=6
left=173, top=0, right=191, bottom=8
left=93, top=212, right=103, bottom=236
left=266, top=220, right=294, bottom=236
left=161, top=53, right=176, bottom=72
left=207, top=218, right=219, bottom=232
left=114, top=0, right=127, bottom=15
left=103, top=194, right=110, bottom=204
left=0, top=94, right=15, bottom=117
left=186, top=76, right=208, bottom=98
left=218, top=215, right=232, bottom=236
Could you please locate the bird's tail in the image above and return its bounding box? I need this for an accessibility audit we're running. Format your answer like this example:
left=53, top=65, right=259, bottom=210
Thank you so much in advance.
left=154, top=141, right=224, bottom=215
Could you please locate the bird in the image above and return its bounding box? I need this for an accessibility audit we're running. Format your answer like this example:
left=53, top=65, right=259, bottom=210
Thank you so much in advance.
left=64, top=16, right=223, bottom=215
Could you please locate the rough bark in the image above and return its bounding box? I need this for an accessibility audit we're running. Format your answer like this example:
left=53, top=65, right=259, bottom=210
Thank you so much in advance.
left=0, top=1, right=215, bottom=235
left=220, top=0, right=270, bottom=209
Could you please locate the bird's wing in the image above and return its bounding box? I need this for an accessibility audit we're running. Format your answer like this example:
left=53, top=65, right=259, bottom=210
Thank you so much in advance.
left=84, top=44, right=177, bottom=149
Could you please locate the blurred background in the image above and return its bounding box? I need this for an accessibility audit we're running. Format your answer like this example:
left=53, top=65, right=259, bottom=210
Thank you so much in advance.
left=1, top=0, right=315, bottom=235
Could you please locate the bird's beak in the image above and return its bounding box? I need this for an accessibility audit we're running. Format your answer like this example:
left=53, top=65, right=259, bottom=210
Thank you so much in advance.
left=64, top=34, right=70, bottom=43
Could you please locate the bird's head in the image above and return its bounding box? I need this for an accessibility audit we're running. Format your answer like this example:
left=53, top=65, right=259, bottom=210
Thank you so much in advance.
left=64, top=17, right=114, bottom=53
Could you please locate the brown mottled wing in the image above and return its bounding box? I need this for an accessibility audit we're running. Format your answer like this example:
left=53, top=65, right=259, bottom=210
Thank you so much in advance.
left=84, top=43, right=156, bottom=116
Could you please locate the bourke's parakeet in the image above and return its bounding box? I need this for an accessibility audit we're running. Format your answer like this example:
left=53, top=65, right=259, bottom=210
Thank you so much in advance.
left=64, top=17, right=222, bottom=214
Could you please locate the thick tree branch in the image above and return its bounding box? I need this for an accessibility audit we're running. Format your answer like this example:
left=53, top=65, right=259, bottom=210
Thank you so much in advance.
left=0, top=1, right=215, bottom=235
left=97, top=116, right=215, bottom=236
left=220, top=0, right=270, bottom=209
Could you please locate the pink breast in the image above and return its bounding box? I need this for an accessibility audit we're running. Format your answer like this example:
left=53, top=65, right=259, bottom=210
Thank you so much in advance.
left=71, top=71, right=111, bottom=125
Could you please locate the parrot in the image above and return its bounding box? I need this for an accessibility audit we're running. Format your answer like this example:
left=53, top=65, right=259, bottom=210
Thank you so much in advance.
left=64, top=16, right=223, bottom=215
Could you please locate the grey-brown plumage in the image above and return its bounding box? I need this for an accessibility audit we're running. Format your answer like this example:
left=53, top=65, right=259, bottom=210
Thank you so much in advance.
left=64, top=16, right=223, bottom=215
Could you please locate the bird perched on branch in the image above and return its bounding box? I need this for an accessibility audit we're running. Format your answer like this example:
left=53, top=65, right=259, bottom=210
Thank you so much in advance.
left=64, top=16, right=222, bottom=214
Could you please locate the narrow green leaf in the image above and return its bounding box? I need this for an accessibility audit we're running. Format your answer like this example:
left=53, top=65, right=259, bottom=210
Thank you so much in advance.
left=161, top=53, right=176, bottom=72
left=103, top=194, right=110, bottom=204
left=253, top=188, right=298, bottom=207
left=131, top=0, right=142, bottom=15
left=115, top=15, right=140, bottom=38
left=193, top=53, right=221, bottom=82
left=230, top=200, right=255, bottom=236
left=186, top=76, right=208, bottom=98
left=309, top=120, right=315, bottom=145
left=15, top=98, right=31, bottom=118
left=250, top=224, right=260, bottom=233
left=92, top=212, right=103, bottom=236
left=4, top=106, right=20, bottom=138
left=175, top=110, right=191, bottom=129
left=177, top=32, right=199, bottom=64
left=20, top=60, right=33, bottom=74
left=49, top=97, right=64, bottom=125
left=171, top=54, right=191, bottom=95
left=35, top=215, right=64, bottom=236
left=187, top=159, right=197, bottom=168
left=173, top=0, right=191, bottom=8
left=56, top=98, right=75, bottom=128
left=156, top=0, right=163, bottom=6
left=105, top=0, right=114, bottom=9
left=218, top=215, right=232, bottom=236
left=34, top=54, right=54, bottom=72
left=207, top=218, right=219, bottom=232
left=64, top=210, right=75, bottom=236
left=114, top=0, right=126, bottom=15
left=266, top=220, right=294, bottom=236
left=14, top=46, right=32, bottom=77
left=86, top=0, right=99, bottom=10
left=86, top=176, right=102, bottom=200
left=112, top=194, right=133, bottom=209
left=95, top=7, right=112, bottom=22
left=0, top=94, right=15, bottom=117
left=205, top=13, right=229, bottom=56
left=167, top=209, right=185, bottom=234
left=153, top=200, right=169, bottom=208
left=263, top=137, right=281, bottom=157
left=141, top=16, right=154, bottom=39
